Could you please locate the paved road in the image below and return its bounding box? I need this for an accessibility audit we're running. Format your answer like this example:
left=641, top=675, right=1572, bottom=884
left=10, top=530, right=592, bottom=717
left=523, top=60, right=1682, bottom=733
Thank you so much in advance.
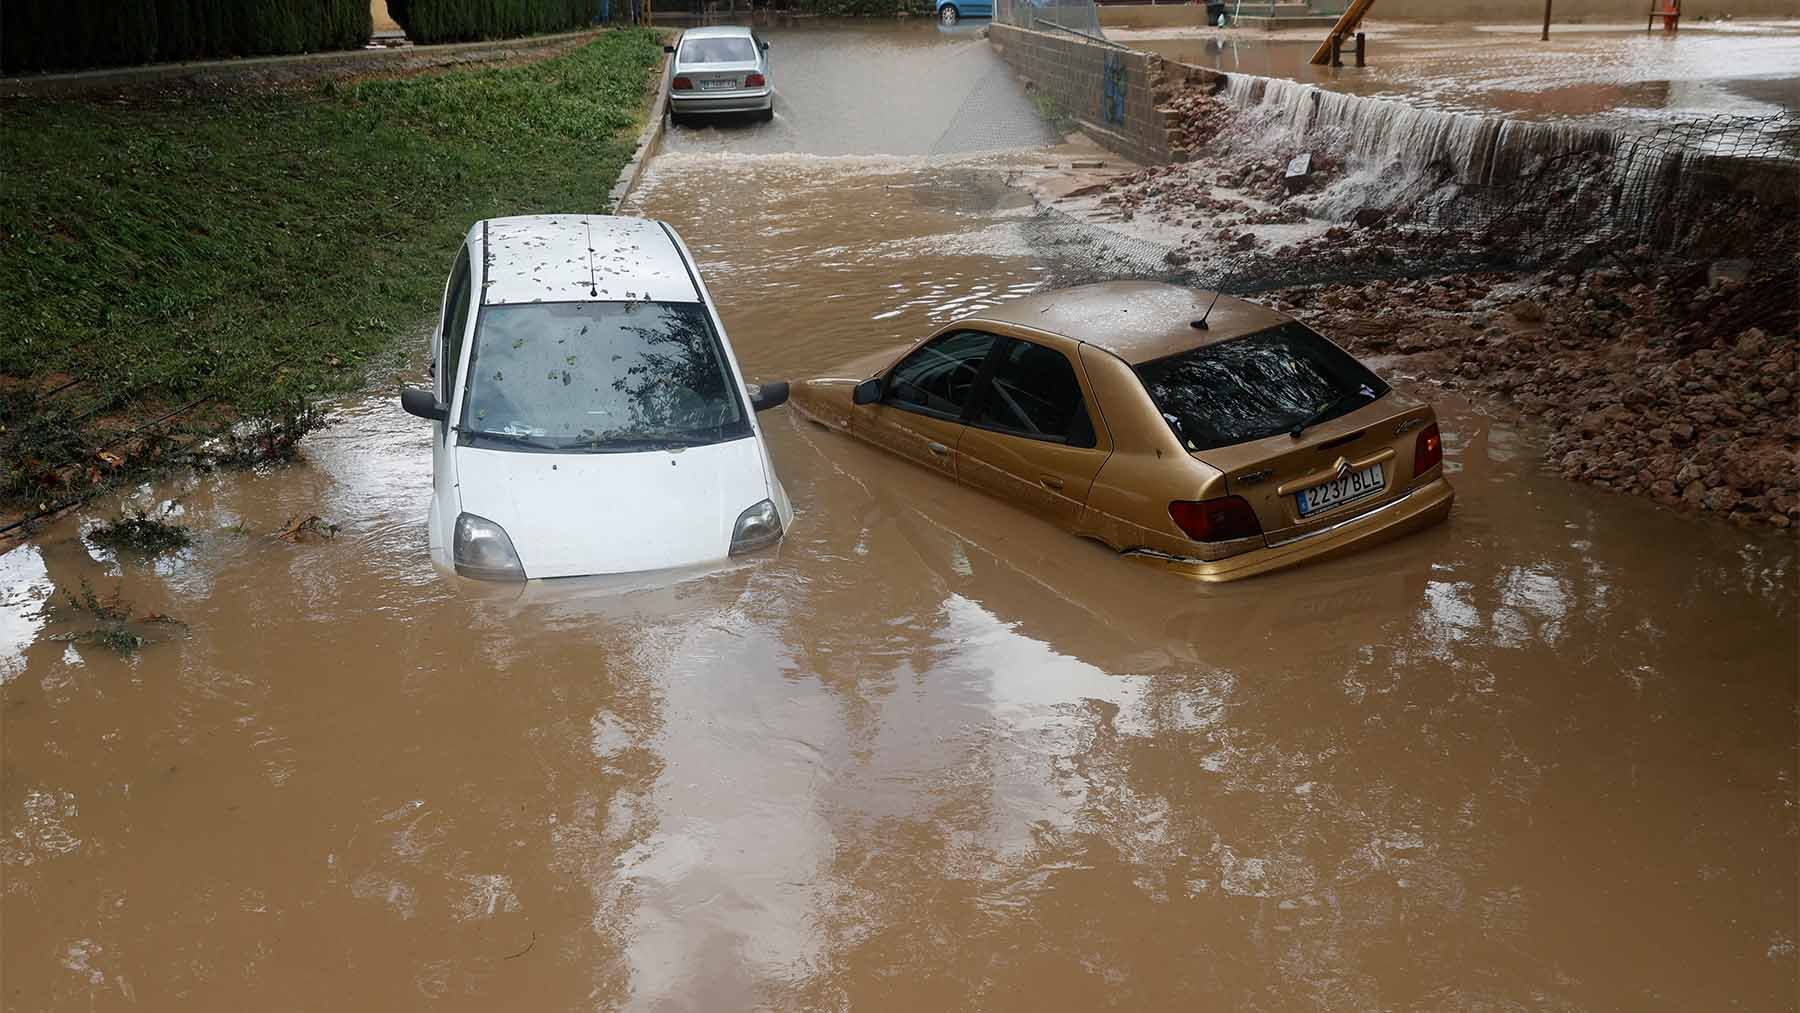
left=660, top=18, right=1061, bottom=156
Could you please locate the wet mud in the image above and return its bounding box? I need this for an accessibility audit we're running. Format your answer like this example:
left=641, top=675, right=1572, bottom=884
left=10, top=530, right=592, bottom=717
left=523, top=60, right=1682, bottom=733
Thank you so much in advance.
left=2, top=19, right=1797, bottom=1012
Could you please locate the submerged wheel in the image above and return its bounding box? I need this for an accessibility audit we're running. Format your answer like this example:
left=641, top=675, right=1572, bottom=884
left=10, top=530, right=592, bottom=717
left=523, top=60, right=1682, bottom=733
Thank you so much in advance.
left=939, top=4, right=960, bottom=23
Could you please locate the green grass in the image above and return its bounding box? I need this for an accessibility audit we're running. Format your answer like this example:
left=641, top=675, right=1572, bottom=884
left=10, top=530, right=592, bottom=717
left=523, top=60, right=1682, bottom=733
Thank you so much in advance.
left=0, top=28, right=664, bottom=510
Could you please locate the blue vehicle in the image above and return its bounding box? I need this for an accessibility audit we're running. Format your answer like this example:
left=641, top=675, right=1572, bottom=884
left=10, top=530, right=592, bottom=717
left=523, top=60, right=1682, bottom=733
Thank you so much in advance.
left=936, top=0, right=992, bottom=24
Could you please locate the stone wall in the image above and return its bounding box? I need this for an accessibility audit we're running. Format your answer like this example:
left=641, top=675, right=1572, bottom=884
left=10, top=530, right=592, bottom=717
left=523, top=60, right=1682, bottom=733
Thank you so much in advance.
left=989, top=23, right=1223, bottom=166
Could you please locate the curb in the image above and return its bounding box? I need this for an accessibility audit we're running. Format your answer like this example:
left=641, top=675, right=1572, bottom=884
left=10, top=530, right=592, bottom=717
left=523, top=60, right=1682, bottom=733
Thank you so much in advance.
left=1, top=29, right=602, bottom=99
left=608, top=33, right=676, bottom=214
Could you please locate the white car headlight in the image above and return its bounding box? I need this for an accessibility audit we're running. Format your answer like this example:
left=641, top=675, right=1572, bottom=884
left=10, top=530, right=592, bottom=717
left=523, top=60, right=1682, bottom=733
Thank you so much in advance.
left=453, top=513, right=525, bottom=581
left=729, top=499, right=783, bottom=556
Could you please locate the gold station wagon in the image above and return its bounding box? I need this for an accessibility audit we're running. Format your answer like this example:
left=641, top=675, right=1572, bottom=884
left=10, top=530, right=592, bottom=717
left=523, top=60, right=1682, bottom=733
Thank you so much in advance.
left=790, top=282, right=1454, bottom=581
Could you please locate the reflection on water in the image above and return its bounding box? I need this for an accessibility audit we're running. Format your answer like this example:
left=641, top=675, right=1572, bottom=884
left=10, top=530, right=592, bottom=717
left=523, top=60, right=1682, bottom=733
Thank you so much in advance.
left=2, top=18, right=1796, bottom=1012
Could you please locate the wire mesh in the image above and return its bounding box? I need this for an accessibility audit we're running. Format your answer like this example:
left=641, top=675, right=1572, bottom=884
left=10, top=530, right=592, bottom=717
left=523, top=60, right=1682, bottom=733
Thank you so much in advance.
left=994, top=0, right=1104, bottom=37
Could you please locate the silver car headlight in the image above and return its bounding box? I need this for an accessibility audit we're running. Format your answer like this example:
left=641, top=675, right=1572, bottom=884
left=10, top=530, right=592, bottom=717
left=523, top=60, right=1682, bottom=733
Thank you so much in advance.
left=453, top=513, right=525, bottom=581
left=729, top=499, right=783, bottom=556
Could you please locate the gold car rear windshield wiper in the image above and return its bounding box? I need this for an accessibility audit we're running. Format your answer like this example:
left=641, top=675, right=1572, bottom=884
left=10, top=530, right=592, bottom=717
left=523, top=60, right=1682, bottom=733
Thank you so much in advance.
left=1290, top=386, right=1376, bottom=439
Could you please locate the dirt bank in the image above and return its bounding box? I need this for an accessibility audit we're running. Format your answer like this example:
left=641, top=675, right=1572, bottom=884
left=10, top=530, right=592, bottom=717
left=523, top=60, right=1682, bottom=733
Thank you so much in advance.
left=1043, top=90, right=1799, bottom=531
left=1269, top=261, right=1800, bottom=530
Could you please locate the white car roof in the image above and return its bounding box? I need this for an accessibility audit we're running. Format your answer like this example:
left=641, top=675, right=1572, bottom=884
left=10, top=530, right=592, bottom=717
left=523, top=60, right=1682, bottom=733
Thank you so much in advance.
left=478, top=214, right=699, bottom=306
left=680, top=25, right=756, bottom=39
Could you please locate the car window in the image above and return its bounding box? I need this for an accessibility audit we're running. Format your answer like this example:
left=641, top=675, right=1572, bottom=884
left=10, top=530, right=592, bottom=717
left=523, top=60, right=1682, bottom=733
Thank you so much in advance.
left=458, top=300, right=750, bottom=453
left=1134, top=321, right=1389, bottom=452
left=885, top=330, right=996, bottom=420
left=680, top=37, right=758, bottom=63
left=440, top=247, right=473, bottom=405
left=972, top=339, right=1096, bottom=447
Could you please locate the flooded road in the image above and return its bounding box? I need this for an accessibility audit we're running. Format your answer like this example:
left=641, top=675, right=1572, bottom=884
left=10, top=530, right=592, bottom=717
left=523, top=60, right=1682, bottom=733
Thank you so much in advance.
left=4, top=20, right=1797, bottom=1012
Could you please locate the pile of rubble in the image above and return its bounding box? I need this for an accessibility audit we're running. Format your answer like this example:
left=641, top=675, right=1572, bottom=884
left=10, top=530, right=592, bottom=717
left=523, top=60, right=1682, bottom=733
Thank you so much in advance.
left=1095, top=89, right=1345, bottom=242
left=1165, top=85, right=1236, bottom=157
left=1267, top=261, right=1799, bottom=529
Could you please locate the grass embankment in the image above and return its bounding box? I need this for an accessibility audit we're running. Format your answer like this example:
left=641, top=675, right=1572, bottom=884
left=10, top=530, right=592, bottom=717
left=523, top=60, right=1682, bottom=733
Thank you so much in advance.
left=0, top=28, right=664, bottom=519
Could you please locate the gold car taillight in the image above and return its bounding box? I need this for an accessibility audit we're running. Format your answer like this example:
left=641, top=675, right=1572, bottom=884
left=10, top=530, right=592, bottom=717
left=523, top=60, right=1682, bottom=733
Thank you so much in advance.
left=1414, top=422, right=1443, bottom=476
left=1169, top=496, right=1263, bottom=542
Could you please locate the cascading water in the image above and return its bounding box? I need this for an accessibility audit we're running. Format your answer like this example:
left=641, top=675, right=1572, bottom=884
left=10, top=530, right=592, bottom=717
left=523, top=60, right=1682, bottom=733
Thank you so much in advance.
left=1216, top=73, right=1798, bottom=255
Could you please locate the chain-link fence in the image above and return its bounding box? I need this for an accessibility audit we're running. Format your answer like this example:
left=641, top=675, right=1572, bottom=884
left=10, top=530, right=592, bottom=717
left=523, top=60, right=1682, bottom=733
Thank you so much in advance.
left=995, top=0, right=1104, bottom=39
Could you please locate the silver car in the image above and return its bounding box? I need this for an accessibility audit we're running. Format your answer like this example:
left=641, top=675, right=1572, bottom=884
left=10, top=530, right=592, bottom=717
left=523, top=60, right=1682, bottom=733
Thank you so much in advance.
left=665, top=26, right=773, bottom=125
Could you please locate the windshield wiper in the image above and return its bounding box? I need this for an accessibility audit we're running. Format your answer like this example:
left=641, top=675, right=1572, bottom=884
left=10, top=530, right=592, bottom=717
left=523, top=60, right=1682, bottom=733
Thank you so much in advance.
left=1290, top=387, right=1374, bottom=438
left=585, top=430, right=720, bottom=450
left=468, top=430, right=560, bottom=450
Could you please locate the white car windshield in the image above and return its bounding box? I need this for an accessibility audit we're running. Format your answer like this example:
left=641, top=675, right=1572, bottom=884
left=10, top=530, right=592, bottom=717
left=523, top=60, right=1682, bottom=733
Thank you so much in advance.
left=680, top=37, right=757, bottom=63
left=459, top=301, right=750, bottom=452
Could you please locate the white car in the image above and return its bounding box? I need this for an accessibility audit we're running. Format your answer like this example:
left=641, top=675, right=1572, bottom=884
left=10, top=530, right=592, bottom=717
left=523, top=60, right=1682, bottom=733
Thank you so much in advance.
left=665, top=26, right=773, bottom=124
left=400, top=214, right=793, bottom=580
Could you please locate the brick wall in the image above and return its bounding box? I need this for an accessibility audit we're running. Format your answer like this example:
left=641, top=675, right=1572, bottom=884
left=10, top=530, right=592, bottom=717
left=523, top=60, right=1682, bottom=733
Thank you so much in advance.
left=989, top=23, right=1223, bottom=166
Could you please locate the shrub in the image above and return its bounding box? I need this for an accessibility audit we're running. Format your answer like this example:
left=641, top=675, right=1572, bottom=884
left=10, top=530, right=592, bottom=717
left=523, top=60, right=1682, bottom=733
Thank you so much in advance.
left=392, top=0, right=595, bottom=45
left=89, top=506, right=192, bottom=556
left=1, top=0, right=372, bottom=74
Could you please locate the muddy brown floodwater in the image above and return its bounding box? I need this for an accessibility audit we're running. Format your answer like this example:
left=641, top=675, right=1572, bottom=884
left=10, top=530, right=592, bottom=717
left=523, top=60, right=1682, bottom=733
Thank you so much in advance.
left=3, top=20, right=1797, bottom=1012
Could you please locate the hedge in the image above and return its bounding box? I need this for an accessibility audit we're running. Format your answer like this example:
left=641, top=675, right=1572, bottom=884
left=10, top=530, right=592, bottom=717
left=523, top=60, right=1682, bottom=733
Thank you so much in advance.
left=389, top=0, right=595, bottom=44
left=1, top=0, right=372, bottom=75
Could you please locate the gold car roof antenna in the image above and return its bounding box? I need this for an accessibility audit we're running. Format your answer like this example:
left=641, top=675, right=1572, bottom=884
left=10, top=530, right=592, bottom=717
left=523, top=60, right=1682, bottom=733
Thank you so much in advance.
left=1191, top=287, right=1224, bottom=331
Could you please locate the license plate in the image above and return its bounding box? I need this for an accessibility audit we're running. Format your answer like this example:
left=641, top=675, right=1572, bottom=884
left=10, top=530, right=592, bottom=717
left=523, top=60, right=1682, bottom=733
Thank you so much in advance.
left=699, top=79, right=737, bottom=91
left=1295, top=463, right=1385, bottom=517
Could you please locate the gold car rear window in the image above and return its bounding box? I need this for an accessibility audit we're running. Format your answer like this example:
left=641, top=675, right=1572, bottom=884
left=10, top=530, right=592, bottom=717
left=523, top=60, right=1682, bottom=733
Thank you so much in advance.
left=1134, top=322, right=1388, bottom=452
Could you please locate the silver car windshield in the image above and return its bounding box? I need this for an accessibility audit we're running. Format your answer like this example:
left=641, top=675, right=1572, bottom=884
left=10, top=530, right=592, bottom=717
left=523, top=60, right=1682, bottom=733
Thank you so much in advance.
left=680, top=37, right=757, bottom=63
left=458, top=301, right=750, bottom=453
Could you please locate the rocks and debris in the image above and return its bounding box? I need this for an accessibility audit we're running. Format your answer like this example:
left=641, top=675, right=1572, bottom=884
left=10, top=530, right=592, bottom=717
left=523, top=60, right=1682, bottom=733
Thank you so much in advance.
left=1265, top=260, right=1799, bottom=530
left=1169, top=87, right=1237, bottom=157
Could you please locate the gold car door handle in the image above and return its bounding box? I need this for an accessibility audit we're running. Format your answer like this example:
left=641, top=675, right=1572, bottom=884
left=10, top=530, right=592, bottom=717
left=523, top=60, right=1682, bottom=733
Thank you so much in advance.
left=927, top=441, right=951, bottom=456
left=1039, top=474, right=1065, bottom=491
